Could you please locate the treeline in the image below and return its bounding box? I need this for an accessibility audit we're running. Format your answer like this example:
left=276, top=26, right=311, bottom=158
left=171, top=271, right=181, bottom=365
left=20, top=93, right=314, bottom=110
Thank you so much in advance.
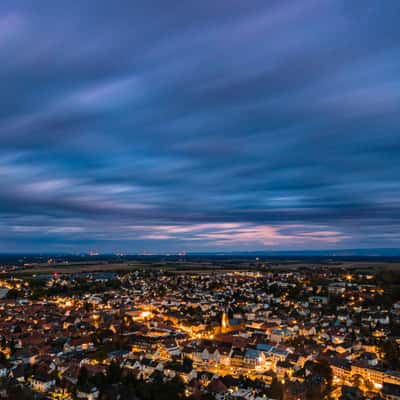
left=77, top=362, right=186, bottom=400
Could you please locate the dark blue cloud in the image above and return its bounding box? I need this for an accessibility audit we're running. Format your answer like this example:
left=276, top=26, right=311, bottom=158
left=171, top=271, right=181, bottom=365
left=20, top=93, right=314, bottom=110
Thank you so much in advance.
left=0, top=0, right=399, bottom=252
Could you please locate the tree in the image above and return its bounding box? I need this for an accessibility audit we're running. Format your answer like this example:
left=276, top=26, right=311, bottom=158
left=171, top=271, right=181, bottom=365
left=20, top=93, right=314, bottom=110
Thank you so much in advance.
left=351, top=374, right=363, bottom=389
left=77, top=367, right=89, bottom=389
left=93, top=372, right=107, bottom=392
left=315, top=360, right=332, bottom=389
left=182, top=357, right=193, bottom=372
left=379, top=339, right=400, bottom=369
left=0, top=351, right=8, bottom=364
left=268, top=377, right=283, bottom=400
left=107, top=361, right=122, bottom=383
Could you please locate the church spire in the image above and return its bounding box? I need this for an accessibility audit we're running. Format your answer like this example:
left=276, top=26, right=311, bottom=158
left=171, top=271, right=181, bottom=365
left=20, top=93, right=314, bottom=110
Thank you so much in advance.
left=221, top=310, right=230, bottom=333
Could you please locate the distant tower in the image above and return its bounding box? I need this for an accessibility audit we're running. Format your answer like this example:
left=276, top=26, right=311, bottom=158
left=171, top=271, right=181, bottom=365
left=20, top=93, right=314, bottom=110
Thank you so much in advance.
left=221, top=310, right=230, bottom=333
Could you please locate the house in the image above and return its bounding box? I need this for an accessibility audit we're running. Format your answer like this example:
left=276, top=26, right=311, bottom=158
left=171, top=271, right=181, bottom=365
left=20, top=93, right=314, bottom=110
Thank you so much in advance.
left=269, top=347, right=290, bottom=363
left=216, top=344, right=232, bottom=366
left=228, top=388, right=254, bottom=399
left=340, top=385, right=363, bottom=400
left=135, top=358, right=160, bottom=379
left=30, top=373, right=56, bottom=392
left=163, top=363, right=197, bottom=383
left=351, top=362, right=385, bottom=385
left=382, top=382, right=400, bottom=400
left=207, top=378, right=228, bottom=396
left=231, top=349, right=245, bottom=369
left=276, top=360, right=294, bottom=379
left=308, top=296, right=329, bottom=305
left=64, top=337, right=94, bottom=353
left=301, top=324, right=316, bottom=337
left=283, top=381, right=307, bottom=400
left=191, top=344, right=222, bottom=365
left=11, top=364, right=25, bottom=382
left=243, top=348, right=265, bottom=370
left=330, top=358, right=351, bottom=381
left=165, top=343, right=181, bottom=357
left=0, top=363, right=9, bottom=378
left=385, top=370, right=400, bottom=385
left=77, top=386, right=100, bottom=400
left=358, top=351, right=379, bottom=366
left=270, top=329, right=293, bottom=344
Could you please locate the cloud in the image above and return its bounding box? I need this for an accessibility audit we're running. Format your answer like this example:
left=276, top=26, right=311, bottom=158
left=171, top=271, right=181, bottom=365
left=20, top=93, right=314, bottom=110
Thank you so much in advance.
left=0, top=0, right=399, bottom=252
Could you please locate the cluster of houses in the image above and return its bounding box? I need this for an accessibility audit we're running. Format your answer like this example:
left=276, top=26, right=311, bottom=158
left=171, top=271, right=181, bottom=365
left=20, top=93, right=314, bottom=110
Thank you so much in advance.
left=0, top=268, right=399, bottom=399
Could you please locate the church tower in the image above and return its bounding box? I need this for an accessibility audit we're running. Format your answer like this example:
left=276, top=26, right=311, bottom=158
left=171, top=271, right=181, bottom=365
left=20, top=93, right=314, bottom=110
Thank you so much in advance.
left=221, top=310, right=230, bottom=333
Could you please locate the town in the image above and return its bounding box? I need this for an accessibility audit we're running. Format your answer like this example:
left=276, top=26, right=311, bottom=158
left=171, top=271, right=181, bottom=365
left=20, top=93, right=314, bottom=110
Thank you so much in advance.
left=0, top=264, right=399, bottom=400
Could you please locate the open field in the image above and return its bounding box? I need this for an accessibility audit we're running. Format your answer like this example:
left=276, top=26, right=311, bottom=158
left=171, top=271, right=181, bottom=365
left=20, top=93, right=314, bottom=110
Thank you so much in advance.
left=267, top=261, right=400, bottom=271
left=5, top=258, right=400, bottom=277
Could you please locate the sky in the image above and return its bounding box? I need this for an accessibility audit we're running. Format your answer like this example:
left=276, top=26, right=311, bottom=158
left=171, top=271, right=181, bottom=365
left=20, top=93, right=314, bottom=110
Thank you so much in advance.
left=0, top=0, right=399, bottom=253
